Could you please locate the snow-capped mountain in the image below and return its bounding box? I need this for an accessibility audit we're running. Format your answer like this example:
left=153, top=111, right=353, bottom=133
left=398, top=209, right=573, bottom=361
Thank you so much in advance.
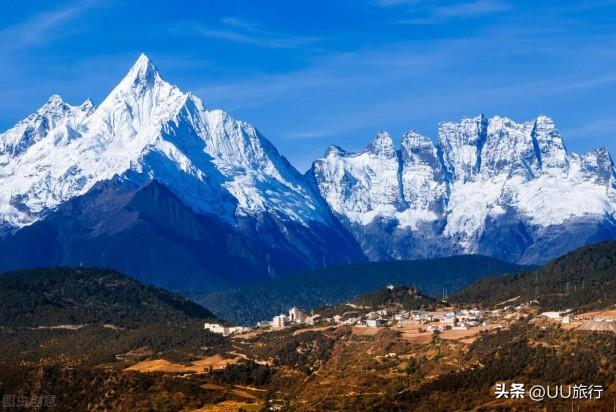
left=0, top=54, right=336, bottom=229
left=1, top=53, right=614, bottom=287
left=0, top=54, right=364, bottom=288
left=309, top=114, right=616, bottom=264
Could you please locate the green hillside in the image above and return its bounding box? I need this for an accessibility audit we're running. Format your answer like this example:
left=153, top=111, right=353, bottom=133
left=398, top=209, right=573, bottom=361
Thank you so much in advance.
left=452, top=241, right=616, bottom=310
left=194, top=255, right=528, bottom=324
left=0, top=267, right=226, bottom=373
left=0, top=267, right=216, bottom=328
left=315, top=285, right=440, bottom=318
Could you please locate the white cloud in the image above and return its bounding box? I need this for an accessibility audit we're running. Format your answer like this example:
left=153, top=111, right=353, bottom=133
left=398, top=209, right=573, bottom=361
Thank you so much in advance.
left=0, top=1, right=99, bottom=52
left=175, top=18, right=319, bottom=49
left=376, top=0, right=511, bottom=23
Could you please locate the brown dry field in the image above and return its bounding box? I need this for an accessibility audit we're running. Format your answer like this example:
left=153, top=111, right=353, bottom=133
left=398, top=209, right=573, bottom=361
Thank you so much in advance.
left=351, top=325, right=381, bottom=336
left=125, top=354, right=240, bottom=373
left=576, top=308, right=616, bottom=320
left=192, top=400, right=262, bottom=412
left=440, top=324, right=503, bottom=341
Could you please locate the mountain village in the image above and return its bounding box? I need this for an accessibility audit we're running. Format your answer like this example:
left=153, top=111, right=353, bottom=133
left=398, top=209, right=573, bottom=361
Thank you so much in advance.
left=203, top=284, right=616, bottom=345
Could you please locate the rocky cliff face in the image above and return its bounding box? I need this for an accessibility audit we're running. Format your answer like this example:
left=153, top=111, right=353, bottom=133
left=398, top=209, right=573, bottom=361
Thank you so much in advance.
left=309, top=115, right=616, bottom=264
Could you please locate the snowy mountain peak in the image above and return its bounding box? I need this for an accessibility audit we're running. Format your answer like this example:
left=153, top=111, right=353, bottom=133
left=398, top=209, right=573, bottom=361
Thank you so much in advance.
left=400, top=130, right=440, bottom=168
left=45, top=94, right=65, bottom=107
left=0, top=94, right=94, bottom=158
left=310, top=114, right=616, bottom=263
left=324, top=145, right=346, bottom=157
left=401, top=130, right=433, bottom=150
left=0, top=54, right=334, bottom=229
left=531, top=114, right=568, bottom=171
left=367, top=131, right=396, bottom=158
left=438, top=114, right=488, bottom=182
left=121, top=53, right=161, bottom=89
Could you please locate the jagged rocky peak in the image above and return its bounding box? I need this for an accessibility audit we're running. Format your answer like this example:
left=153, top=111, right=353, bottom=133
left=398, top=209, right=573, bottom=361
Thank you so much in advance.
left=576, top=146, right=616, bottom=185
left=399, top=130, right=447, bottom=214
left=79, top=98, right=95, bottom=113
left=531, top=115, right=568, bottom=171
left=198, top=108, right=286, bottom=173
left=401, top=130, right=431, bottom=148
left=435, top=114, right=570, bottom=180
left=400, top=130, right=440, bottom=167
left=0, top=53, right=342, bottom=230
left=438, top=114, right=488, bottom=181
left=103, top=53, right=180, bottom=108
left=367, top=131, right=396, bottom=158
left=324, top=144, right=346, bottom=157
left=480, top=115, right=539, bottom=179
left=0, top=94, right=94, bottom=157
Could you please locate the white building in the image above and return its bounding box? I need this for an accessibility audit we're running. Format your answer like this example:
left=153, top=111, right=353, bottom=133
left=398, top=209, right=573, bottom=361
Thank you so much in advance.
left=366, top=319, right=384, bottom=328
left=289, top=307, right=306, bottom=323
left=272, top=314, right=288, bottom=328
left=443, top=317, right=457, bottom=327
left=540, top=311, right=565, bottom=320
left=204, top=323, right=249, bottom=336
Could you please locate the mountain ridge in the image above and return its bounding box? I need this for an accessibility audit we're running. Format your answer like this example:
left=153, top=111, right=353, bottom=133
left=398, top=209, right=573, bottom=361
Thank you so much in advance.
left=309, top=114, right=616, bottom=264
left=0, top=53, right=615, bottom=289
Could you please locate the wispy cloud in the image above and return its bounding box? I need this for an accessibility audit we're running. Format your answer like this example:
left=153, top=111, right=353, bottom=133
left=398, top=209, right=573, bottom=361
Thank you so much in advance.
left=434, top=0, right=511, bottom=17
left=0, top=1, right=99, bottom=52
left=375, top=0, right=511, bottom=23
left=175, top=17, right=319, bottom=49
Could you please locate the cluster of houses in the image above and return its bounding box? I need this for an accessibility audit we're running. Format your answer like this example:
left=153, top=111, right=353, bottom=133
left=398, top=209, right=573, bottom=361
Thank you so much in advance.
left=335, top=307, right=489, bottom=331
left=204, top=294, right=601, bottom=339
left=204, top=307, right=311, bottom=336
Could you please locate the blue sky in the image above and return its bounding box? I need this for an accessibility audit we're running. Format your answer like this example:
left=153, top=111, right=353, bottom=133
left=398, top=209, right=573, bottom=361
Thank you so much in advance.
left=2, top=0, right=616, bottom=170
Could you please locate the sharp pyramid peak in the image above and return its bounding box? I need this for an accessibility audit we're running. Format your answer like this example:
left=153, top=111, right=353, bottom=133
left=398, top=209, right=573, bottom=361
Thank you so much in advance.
left=115, top=53, right=165, bottom=92
left=131, top=53, right=159, bottom=75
